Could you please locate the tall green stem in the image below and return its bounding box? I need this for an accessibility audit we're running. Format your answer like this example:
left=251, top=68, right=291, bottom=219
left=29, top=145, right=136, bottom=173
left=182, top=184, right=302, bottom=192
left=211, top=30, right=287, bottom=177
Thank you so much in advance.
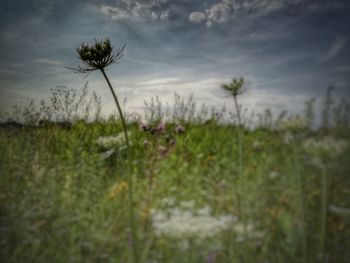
left=233, top=95, right=242, bottom=127
left=293, top=145, right=308, bottom=262
left=100, top=68, right=130, bottom=149
left=234, top=96, right=243, bottom=174
left=233, top=95, right=247, bottom=253
left=320, top=165, right=328, bottom=263
left=100, top=68, right=139, bottom=263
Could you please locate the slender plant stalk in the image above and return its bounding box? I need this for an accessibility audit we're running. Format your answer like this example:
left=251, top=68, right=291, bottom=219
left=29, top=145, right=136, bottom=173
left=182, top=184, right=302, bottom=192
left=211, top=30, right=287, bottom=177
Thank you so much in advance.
left=69, top=38, right=138, bottom=262
left=233, top=95, right=243, bottom=175
left=233, top=95, right=248, bottom=257
left=100, top=68, right=130, bottom=149
left=99, top=69, right=138, bottom=263
left=221, top=78, right=246, bottom=256
left=320, top=165, right=328, bottom=263
left=234, top=95, right=242, bottom=127
left=127, top=160, right=140, bottom=263
left=293, top=145, right=308, bottom=262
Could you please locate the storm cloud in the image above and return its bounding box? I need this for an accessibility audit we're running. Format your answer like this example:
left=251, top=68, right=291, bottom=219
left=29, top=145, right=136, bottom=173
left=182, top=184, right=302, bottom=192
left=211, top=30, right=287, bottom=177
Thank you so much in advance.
left=0, top=0, right=349, bottom=117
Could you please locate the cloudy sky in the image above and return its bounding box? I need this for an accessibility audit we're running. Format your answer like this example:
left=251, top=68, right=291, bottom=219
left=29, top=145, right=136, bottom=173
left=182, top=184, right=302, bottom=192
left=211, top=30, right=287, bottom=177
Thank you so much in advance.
left=1, top=0, right=349, bottom=117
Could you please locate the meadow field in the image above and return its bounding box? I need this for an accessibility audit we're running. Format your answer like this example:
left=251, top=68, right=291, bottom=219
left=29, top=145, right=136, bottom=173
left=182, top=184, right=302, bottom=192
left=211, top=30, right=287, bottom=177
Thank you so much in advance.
left=0, top=87, right=349, bottom=263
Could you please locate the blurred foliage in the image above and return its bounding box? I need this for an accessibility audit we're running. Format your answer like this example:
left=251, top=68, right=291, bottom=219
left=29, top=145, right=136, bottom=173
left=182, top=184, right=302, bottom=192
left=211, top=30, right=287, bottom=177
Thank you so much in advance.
left=0, top=87, right=349, bottom=262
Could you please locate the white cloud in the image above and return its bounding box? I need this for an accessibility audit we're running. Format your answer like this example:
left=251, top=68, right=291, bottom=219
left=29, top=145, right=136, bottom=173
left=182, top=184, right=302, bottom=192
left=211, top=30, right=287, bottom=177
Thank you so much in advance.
left=206, top=2, right=233, bottom=23
left=321, top=35, right=348, bottom=62
left=189, top=12, right=206, bottom=23
left=101, top=5, right=130, bottom=20
left=189, top=0, right=342, bottom=27
left=100, top=0, right=169, bottom=21
left=34, top=58, right=61, bottom=66
left=140, top=77, right=180, bottom=86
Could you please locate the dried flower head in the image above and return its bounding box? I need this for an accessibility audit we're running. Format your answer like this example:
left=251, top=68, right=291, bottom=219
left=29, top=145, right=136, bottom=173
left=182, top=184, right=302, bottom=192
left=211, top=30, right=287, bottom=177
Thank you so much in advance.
left=68, top=38, right=125, bottom=74
left=139, top=122, right=149, bottom=132
left=174, top=124, right=185, bottom=134
left=221, top=77, right=245, bottom=97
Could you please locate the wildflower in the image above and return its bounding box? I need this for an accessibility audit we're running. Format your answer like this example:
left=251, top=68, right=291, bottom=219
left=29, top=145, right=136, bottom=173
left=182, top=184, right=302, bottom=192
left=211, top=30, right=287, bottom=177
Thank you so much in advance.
left=303, top=136, right=348, bottom=156
left=233, top=222, right=264, bottom=242
left=252, top=140, right=261, bottom=151
left=68, top=38, right=130, bottom=148
left=162, top=197, right=176, bottom=207
left=139, top=122, right=149, bottom=132
left=280, top=116, right=308, bottom=132
left=143, top=139, right=150, bottom=147
left=100, top=149, right=115, bottom=160
left=221, top=77, right=245, bottom=126
left=197, top=205, right=211, bottom=216
left=174, top=124, right=185, bottom=134
left=269, top=170, right=280, bottom=180
left=108, top=181, right=128, bottom=199
left=156, top=122, right=165, bottom=133
left=158, top=145, right=167, bottom=154
left=96, top=131, right=131, bottom=148
left=168, top=139, right=176, bottom=146
left=150, top=203, right=236, bottom=239
left=180, top=200, right=195, bottom=209
left=283, top=132, right=294, bottom=144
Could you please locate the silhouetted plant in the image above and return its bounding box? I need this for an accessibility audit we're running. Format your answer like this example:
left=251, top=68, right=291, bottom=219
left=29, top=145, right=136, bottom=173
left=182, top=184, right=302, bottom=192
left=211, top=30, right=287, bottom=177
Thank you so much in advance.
left=304, top=97, right=316, bottom=129
left=221, top=77, right=245, bottom=126
left=322, top=86, right=334, bottom=131
left=50, top=83, right=102, bottom=122
left=6, top=84, right=101, bottom=124
left=69, top=38, right=139, bottom=263
left=68, top=38, right=129, bottom=148
left=221, top=78, right=246, bottom=229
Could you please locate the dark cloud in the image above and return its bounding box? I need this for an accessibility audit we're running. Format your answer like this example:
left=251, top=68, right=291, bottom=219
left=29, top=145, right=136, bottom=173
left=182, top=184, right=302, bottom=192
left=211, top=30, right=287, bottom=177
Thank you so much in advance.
left=0, top=0, right=349, bottom=116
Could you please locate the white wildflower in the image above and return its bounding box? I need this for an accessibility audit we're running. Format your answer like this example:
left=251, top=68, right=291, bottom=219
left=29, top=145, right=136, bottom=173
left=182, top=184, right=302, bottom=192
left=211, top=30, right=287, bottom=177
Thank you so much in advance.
left=96, top=132, right=131, bottom=148
left=218, top=215, right=236, bottom=225
left=252, top=140, right=261, bottom=150
left=197, top=205, right=212, bottom=216
left=100, top=149, right=115, bottom=160
left=151, top=210, right=167, bottom=223
left=233, top=222, right=264, bottom=242
left=283, top=132, right=294, bottom=144
left=180, top=200, right=195, bottom=209
left=269, top=171, right=280, bottom=180
left=233, top=222, right=254, bottom=235
left=151, top=203, right=236, bottom=239
left=303, top=136, right=348, bottom=156
left=162, top=197, right=176, bottom=207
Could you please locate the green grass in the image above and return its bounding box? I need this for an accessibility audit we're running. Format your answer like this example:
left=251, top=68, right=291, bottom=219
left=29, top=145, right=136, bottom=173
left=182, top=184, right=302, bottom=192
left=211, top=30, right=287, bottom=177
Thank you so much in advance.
left=0, top=118, right=349, bottom=263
